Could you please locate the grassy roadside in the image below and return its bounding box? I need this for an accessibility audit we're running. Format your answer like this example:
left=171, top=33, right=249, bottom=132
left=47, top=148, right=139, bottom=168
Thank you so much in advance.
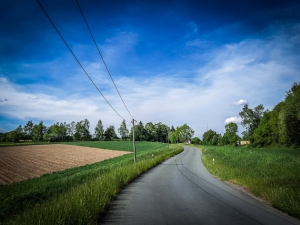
left=1, top=142, right=183, bottom=224
left=200, top=145, right=300, bottom=219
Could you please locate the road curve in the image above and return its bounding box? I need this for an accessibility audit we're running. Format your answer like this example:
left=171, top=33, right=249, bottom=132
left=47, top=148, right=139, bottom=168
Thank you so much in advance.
left=99, top=146, right=300, bottom=225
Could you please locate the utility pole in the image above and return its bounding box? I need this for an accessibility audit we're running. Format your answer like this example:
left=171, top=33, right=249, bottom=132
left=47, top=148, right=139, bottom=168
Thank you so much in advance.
left=168, top=131, right=169, bottom=150
left=132, top=119, right=137, bottom=163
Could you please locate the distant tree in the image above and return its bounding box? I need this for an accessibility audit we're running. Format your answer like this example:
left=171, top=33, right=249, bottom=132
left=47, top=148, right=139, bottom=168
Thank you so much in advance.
left=118, top=119, right=129, bottom=140
left=211, top=135, right=218, bottom=145
left=253, top=111, right=272, bottom=147
left=154, top=122, right=169, bottom=143
left=239, top=104, right=264, bottom=142
left=104, top=125, right=117, bottom=140
left=178, top=124, right=194, bottom=142
left=32, top=121, right=46, bottom=142
left=48, top=122, right=67, bottom=142
left=144, top=122, right=156, bottom=141
left=202, top=129, right=217, bottom=145
left=223, top=122, right=239, bottom=145
left=169, top=129, right=180, bottom=143
left=170, top=125, right=175, bottom=132
left=69, top=121, right=76, bottom=139
left=94, top=120, right=104, bottom=140
left=24, top=120, right=34, bottom=140
left=269, top=102, right=285, bottom=144
left=15, top=125, right=24, bottom=141
left=281, top=82, right=300, bottom=147
left=75, top=119, right=91, bottom=141
left=191, top=137, right=201, bottom=145
left=7, top=131, right=17, bottom=142
left=131, top=121, right=146, bottom=141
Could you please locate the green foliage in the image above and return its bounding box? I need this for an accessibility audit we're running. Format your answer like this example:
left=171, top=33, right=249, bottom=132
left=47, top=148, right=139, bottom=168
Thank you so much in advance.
left=201, top=145, right=300, bottom=219
left=118, top=119, right=129, bottom=140
left=75, top=119, right=91, bottom=141
left=104, top=125, right=118, bottom=141
left=239, top=104, right=264, bottom=142
left=191, top=137, right=201, bottom=144
left=223, top=122, right=239, bottom=145
left=202, top=129, right=217, bottom=145
left=0, top=142, right=183, bottom=224
left=144, top=122, right=157, bottom=142
left=253, top=111, right=272, bottom=147
left=131, top=121, right=147, bottom=141
left=282, top=82, right=300, bottom=147
left=178, top=123, right=194, bottom=142
left=169, top=124, right=194, bottom=144
left=251, top=82, right=300, bottom=147
left=94, top=120, right=104, bottom=140
left=32, top=121, right=46, bottom=142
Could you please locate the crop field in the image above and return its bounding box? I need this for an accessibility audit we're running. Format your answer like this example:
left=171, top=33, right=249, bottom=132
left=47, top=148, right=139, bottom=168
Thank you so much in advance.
left=0, top=144, right=130, bottom=184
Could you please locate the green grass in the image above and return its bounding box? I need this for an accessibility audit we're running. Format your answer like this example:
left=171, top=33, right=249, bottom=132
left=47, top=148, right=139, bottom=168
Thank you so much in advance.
left=201, top=145, right=300, bottom=219
left=0, top=141, right=182, bottom=224
left=63, top=140, right=167, bottom=152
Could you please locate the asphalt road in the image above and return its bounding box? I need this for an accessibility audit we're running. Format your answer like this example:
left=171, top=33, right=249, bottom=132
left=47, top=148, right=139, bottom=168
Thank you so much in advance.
left=99, top=146, right=300, bottom=225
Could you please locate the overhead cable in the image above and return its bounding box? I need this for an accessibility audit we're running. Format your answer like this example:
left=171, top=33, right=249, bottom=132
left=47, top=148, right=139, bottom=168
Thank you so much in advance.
left=75, top=0, right=134, bottom=120
left=37, top=0, right=127, bottom=121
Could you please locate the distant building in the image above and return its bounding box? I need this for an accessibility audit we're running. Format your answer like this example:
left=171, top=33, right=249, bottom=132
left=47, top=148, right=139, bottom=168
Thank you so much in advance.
left=237, top=140, right=250, bottom=146
left=184, top=140, right=190, bottom=144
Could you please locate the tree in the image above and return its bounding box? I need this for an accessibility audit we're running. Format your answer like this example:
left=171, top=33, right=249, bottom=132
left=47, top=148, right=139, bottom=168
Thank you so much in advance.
left=239, top=104, right=264, bottom=142
left=131, top=121, right=146, bottom=141
left=104, top=125, right=117, bottom=140
left=223, top=122, right=239, bottom=145
left=74, top=119, right=91, bottom=141
left=169, top=129, right=180, bottom=144
left=94, top=120, right=104, bottom=140
left=48, top=122, right=67, bottom=142
left=191, top=137, right=201, bottom=144
left=24, top=120, right=33, bottom=140
left=145, top=122, right=156, bottom=142
left=68, top=121, right=76, bottom=140
left=281, top=82, right=300, bottom=147
left=253, top=111, right=272, bottom=147
left=154, top=122, right=169, bottom=143
left=178, top=124, right=194, bottom=142
left=32, top=121, right=46, bottom=142
left=202, top=129, right=217, bottom=145
left=118, top=120, right=129, bottom=140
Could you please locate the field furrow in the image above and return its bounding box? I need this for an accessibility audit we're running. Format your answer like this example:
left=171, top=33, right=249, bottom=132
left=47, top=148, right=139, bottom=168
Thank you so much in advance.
left=0, top=144, right=130, bottom=184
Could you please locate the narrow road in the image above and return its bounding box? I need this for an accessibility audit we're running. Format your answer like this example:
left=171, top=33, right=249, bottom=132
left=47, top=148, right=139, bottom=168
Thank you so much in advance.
left=99, top=146, right=300, bottom=225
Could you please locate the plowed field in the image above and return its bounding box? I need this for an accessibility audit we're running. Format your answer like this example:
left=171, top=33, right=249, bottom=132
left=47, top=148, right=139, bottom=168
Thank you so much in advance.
left=0, top=144, right=131, bottom=184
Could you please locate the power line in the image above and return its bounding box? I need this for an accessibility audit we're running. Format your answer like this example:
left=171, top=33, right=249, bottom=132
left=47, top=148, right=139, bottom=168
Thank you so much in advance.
left=75, top=0, right=134, bottom=120
left=37, top=0, right=127, bottom=121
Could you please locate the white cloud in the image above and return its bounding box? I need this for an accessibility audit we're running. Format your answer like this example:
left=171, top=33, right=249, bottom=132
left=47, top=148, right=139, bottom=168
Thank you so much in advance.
left=233, top=99, right=247, bottom=105
left=224, top=117, right=242, bottom=124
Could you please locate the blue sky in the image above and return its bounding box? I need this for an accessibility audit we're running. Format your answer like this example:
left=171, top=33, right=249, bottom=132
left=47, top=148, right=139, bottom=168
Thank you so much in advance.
left=1, top=0, right=300, bottom=138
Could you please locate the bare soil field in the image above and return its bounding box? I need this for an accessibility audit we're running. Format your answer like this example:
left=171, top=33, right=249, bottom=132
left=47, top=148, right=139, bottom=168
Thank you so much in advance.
left=0, top=144, right=131, bottom=184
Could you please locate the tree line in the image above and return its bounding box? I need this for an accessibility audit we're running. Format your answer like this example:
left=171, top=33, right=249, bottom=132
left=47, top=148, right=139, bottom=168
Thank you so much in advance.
left=0, top=118, right=196, bottom=144
left=202, top=82, right=300, bottom=148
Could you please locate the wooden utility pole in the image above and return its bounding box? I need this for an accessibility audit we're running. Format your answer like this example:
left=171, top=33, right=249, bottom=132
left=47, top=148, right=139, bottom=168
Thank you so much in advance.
left=132, top=119, right=137, bottom=163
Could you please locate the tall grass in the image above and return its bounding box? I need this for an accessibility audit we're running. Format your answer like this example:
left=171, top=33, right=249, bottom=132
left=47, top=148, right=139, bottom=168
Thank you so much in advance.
left=201, top=146, right=300, bottom=219
left=1, top=142, right=182, bottom=224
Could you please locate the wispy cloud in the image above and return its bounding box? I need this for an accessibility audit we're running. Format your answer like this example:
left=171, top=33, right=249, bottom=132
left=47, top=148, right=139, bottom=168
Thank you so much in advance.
left=224, top=117, right=242, bottom=124
left=232, top=99, right=247, bottom=105
left=0, top=98, right=8, bottom=102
